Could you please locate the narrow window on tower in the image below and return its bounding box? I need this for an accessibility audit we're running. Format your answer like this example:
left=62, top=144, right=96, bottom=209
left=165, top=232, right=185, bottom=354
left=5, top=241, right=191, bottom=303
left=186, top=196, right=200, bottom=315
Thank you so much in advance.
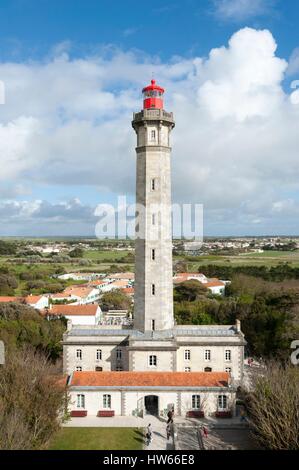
left=151, top=178, right=156, bottom=191
left=152, top=213, right=156, bottom=225
left=151, top=284, right=156, bottom=296
left=151, top=319, right=155, bottom=331
left=151, top=248, right=155, bottom=261
left=150, top=129, right=156, bottom=141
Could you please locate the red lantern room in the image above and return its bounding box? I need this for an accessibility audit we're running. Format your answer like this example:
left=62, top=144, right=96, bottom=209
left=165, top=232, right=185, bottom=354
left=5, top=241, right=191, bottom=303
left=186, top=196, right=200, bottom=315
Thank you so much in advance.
left=142, top=79, right=164, bottom=110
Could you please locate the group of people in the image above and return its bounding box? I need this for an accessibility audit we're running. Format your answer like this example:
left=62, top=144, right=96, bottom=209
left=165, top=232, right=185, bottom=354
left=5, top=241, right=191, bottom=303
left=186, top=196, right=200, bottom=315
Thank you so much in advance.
left=145, top=408, right=175, bottom=446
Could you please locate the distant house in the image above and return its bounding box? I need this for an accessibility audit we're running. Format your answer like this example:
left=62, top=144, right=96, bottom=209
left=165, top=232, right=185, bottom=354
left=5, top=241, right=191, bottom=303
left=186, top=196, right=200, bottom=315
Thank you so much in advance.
left=24, top=295, right=49, bottom=309
left=173, top=272, right=208, bottom=285
left=203, top=280, right=226, bottom=296
left=173, top=273, right=227, bottom=296
left=51, top=287, right=100, bottom=305
left=100, top=280, right=131, bottom=293
left=106, top=272, right=134, bottom=282
left=0, top=295, right=49, bottom=309
left=46, top=304, right=102, bottom=325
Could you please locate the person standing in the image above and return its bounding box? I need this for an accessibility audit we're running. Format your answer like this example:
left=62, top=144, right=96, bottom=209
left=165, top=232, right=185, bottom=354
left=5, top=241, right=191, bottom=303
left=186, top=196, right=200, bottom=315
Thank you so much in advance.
left=146, top=423, right=152, bottom=446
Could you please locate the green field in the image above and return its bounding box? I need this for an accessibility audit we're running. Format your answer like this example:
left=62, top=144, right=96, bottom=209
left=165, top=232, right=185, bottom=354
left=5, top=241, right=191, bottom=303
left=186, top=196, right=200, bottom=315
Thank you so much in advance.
left=49, top=427, right=144, bottom=450
left=83, top=249, right=131, bottom=261
left=179, top=251, right=299, bottom=270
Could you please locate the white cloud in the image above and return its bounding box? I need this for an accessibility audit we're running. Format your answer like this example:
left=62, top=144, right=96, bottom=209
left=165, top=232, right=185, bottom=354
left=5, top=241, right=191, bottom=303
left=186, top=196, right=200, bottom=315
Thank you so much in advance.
left=212, top=0, right=276, bottom=22
left=0, top=27, right=299, bottom=235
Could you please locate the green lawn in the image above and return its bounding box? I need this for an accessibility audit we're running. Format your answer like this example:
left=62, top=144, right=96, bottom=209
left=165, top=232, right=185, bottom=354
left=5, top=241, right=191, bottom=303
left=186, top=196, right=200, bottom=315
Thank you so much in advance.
left=49, top=427, right=144, bottom=450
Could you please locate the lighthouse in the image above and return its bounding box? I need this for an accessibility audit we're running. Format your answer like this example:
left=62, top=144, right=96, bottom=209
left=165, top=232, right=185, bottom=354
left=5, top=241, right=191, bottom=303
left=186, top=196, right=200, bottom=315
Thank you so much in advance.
left=132, top=80, right=175, bottom=332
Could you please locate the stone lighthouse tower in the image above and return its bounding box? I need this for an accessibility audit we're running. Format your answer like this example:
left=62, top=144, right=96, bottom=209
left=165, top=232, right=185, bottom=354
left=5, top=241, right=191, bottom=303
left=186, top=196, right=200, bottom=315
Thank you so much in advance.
left=132, top=80, right=175, bottom=332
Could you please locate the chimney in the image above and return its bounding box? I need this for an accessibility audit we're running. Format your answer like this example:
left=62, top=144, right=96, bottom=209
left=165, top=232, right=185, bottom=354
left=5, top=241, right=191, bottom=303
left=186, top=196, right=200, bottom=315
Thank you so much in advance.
left=67, top=319, right=72, bottom=332
left=236, top=319, right=241, bottom=333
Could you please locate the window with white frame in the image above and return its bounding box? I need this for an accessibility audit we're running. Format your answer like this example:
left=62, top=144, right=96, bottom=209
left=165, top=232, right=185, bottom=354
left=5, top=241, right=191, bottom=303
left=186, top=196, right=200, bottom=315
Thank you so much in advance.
left=96, top=349, right=102, bottom=360
left=225, top=350, right=231, bottom=362
left=103, top=394, right=111, bottom=408
left=192, top=395, right=200, bottom=409
left=184, top=349, right=191, bottom=361
left=116, top=348, right=122, bottom=360
left=76, top=366, right=82, bottom=371
left=184, top=367, right=191, bottom=372
left=149, top=355, right=157, bottom=367
left=218, top=395, right=228, bottom=410
left=225, top=367, right=232, bottom=373
left=76, top=349, right=82, bottom=360
left=77, top=394, right=85, bottom=408
left=204, top=349, right=211, bottom=361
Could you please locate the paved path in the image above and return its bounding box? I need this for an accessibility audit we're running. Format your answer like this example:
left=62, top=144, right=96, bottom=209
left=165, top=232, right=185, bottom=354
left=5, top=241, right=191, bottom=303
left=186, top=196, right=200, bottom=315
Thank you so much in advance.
left=175, top=425, right=202, bottom=450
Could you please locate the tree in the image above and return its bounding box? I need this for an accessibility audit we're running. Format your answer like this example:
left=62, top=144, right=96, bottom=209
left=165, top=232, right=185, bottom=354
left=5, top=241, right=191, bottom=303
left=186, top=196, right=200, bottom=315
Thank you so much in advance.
left=100, top=289, right=132, bottom=311
left=0, top=347, right=69, bottom=449
left=0, top=303, right=66, bottom=360
left=174, top=280, right=208, bottom=302
left=69, top=247, right=84, bottom=258
left=0, top=273, right=18, bottom=295
left=246, top=362, right=299, bottom=450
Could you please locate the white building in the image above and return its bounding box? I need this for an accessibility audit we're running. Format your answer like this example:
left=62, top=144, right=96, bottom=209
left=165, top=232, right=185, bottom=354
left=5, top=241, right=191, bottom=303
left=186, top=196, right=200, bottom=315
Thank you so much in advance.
left=51, top=287, right=100, bottom=305
left=64, top=80, right=245, bottom=419
left=47, top=304, right=102, bottom=325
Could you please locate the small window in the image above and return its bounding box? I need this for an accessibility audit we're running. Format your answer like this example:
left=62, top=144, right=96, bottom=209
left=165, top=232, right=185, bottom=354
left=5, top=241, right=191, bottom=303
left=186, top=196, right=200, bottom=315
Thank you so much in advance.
left=76, top=349, right=82, bottom=360
left=218, top=395, right=228, bottom=411
left=116, top=348, right=122, bottom=360
left=116, top=366, right=123, bottom=371
left=204, top=367, right=212, bottom=372
left=103, top=394, right=111, bottom=408
left=225, top=367, right=232, bottom=373
left=204, top=350, right=211, bottom=361
left=192, top=395, right=200, bottom=409
left=96, top=349, right=102, bottom=360
left=184, top=367, right=191, bottom=372
left=77, top=394, right=85, bottom=408
left=95, top=366, right=103, bottom=371
left=151, top=319, right=155, bottom=331
left=151, top=284, right=156, bottom=295
left=152, top=213, right=156, bottom=225
left=184, top=350, right=191, bottom=361
left=149, top=355, right=157, bottom=367
left=150, top=129, right=156, bottom=141
left=225, top=350, right=231, bottom=362
left=76, top=366, right=82, bottom=371
left=151, top=248, right=156, bottom=261
left=151, top=178, right=156, bottom=191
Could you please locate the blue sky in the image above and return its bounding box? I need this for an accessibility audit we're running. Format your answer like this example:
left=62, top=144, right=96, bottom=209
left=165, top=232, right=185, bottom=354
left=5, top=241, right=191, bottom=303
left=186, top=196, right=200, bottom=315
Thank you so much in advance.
left=0, top=0, right=299, bottom=236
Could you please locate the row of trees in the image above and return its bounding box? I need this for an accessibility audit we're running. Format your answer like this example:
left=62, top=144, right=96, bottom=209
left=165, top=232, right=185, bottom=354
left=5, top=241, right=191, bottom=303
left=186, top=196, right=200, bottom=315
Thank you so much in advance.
left=174, top=275, right=299, bottom=359
left=200, top=263, right=299, bottom=282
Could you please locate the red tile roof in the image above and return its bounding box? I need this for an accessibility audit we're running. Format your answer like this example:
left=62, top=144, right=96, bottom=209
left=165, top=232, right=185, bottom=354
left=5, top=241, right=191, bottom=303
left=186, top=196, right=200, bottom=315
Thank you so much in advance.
left=49, top=304, right=99, bottom=317
left=0, top=296, right=19, bottom=303
left=70, top=371, right=229, bottom=388
left=25, top=295, right=44, bottom=303
left=204, top=281, right=225, bottom=288
left=121, top=287, right=134, bottom=294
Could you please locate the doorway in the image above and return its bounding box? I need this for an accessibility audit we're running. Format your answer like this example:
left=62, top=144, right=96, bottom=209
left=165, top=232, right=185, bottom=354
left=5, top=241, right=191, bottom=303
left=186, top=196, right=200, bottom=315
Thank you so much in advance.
left=144, top=395, right=159, bottom=415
